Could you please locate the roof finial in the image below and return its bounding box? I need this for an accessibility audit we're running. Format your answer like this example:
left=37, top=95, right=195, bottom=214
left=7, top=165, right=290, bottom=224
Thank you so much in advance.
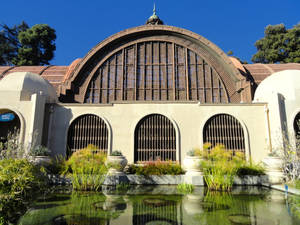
left=146, top=3, right=164, bottom=25
left=153, top=3, right=156, bottom=15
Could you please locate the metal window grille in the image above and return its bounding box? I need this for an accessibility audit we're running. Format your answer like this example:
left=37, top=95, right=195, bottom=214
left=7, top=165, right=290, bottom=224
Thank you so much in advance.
left=132, top=199, right=178, bottom=224
left=134, top=114, right=176, bottom=162
left=203, top=114, right=245, bottom=153
left=84, top=41, right=228, bottom=104
left=67, top=114, right=108, bottom=156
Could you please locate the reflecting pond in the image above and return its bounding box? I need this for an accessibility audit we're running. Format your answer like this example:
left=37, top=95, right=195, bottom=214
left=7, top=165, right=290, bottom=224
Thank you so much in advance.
left=18, top=186, right=300, bottom=225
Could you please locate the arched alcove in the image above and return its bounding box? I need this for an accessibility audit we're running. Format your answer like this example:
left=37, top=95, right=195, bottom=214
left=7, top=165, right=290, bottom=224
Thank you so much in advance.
left=293, top=112, right=300, bottom=153
left=0, top=109, right=21, bottom=146
left=67, top=114, right=108, bottom=157
left=134, top=114, right=176, bottom=162
left=203, top=113, right=245, bottom=153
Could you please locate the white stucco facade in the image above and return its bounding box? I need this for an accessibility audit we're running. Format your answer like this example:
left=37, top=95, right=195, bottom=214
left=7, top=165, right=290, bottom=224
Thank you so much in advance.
left=254, top=70, right=300, bottom=151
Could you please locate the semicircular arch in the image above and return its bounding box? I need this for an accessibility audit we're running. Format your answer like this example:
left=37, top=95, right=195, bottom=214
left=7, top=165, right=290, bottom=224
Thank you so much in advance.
left=61, top=25, right=241, bottom=103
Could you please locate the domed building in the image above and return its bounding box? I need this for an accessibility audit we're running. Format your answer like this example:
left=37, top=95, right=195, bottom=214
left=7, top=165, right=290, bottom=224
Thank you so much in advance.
left=1, top=12, right=300, bottom=163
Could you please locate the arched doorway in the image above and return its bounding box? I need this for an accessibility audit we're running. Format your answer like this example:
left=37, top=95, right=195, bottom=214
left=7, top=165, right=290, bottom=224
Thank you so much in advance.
left=203, top=114, right=245, bottom=153
left=134, top=114, right=176, bottom=163
left=67, top=114, right=108, bottom=157
left=0, top=109, right=20, bottom=146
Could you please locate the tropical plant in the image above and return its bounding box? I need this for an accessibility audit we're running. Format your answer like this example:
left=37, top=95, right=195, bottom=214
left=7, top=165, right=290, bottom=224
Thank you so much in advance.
left=65, top=144, right=107, bottom=191
left=201, top=144, right=245, bottom=191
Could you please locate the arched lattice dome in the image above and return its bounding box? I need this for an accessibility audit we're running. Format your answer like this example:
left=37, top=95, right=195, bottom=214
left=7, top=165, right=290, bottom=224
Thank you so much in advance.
left=60, top=25, right=242, bottom=103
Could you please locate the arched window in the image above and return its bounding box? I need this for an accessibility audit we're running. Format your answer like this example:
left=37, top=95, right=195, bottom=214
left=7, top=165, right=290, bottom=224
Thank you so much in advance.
left=293, top=112, right=300, bottom=153
left=0, top=109, right=20, bottom=146
left=67, top=114, right=108, bottom=156
left=203, top=114, right=245, bottom=153
left=134, top=114, right=176, bottom=162
left=84, top=41, right=228, bottom=104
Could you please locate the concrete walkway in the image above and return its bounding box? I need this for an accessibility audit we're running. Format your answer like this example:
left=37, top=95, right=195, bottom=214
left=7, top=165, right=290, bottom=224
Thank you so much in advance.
left=271, top=184, right=300, bottom=195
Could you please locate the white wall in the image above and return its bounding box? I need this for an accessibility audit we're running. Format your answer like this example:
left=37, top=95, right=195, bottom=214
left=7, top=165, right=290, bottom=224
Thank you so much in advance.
left=49, top=102, right=268, bottom=163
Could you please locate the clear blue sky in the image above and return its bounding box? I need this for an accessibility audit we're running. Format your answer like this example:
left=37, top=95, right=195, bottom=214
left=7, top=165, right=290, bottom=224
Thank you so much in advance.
left=2, top=0, right=300, bottom=65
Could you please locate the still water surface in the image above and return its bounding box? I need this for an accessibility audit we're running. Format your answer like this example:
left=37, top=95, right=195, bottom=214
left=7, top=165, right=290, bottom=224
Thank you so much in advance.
left=18, top=186, right=300, bottom=225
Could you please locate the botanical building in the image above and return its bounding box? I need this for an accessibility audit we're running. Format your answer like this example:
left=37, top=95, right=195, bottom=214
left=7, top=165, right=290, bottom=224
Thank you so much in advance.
left=1, top=12, right=300, bottom=163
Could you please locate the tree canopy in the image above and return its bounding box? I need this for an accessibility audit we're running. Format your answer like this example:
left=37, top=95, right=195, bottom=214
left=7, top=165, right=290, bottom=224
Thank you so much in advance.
left=252, top=23, right=300, bottom=63
left=0, top=22, right=56, bottom=66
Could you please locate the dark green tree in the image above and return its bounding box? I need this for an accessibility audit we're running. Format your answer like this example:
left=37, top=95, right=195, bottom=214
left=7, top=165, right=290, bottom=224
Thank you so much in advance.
left=0, top=21, right=29, bottom=65
left=0, top=22, right=56, bottom=66
left=252, top=23, right=300, bottom=63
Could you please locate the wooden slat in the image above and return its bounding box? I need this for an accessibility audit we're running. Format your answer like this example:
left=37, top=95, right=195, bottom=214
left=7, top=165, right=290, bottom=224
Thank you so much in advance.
left=203, top=114, right=245, bottom=154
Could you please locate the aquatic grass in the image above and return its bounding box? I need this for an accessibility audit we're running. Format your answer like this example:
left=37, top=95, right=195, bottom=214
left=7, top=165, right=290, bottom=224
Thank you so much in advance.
left=201, top=145, right=241, bottom=191
left=177, top=183, right=194, bottom=194
left=65, top=145, right=108, bottom=191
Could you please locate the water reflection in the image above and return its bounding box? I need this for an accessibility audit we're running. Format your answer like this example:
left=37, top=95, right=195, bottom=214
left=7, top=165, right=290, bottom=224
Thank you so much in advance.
left=18, top=186, right=300, bottom=225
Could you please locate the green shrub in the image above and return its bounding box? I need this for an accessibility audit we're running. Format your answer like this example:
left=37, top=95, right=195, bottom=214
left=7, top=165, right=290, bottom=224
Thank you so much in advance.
left=45, top=155, right=68, bottom=175
left=201, top=144, right=266, bottom=191
left=236, top=164, right=265, bottom=176
left=0, top=158, right=46, bottom=197
left=0, top=158, right=46, bottom=223
left=66, top=144, right=107, bottom=174
left=127, top=160, right=184, bottom=175
left=65, top=145, right=108, bottom=191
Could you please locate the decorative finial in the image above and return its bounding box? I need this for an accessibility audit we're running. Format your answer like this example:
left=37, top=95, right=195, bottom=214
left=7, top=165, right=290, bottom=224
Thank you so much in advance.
left=146, top=3, right=164, bottom=25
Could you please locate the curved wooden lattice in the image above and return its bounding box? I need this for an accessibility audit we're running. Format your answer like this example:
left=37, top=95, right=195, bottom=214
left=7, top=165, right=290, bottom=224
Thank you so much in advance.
left=67, top=114, right=108, bottom=156
left=134, top=114, right=176, bottom=162
left=84, top=41, right=228, bottom=103
left=203, top=114, right=245, bottom=153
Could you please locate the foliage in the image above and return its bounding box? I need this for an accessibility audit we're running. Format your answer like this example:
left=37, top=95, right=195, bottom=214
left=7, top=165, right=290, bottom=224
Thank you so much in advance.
left=116, top=182, right=131, bottom=192
left=186, top=147, right=202, bottom=157
left=71, top=173, right=105, bottom=191
left=201, top=144, right=244, bottom=191
left=0, top=21, right=56, bottom=66
left=252, top=23, right=300, bottom=63
left=0, top=130, right=24, bottom=159
left=110, top=150, right=123, bottom=156
left=177, top=183, right=194, bottom=194
left=0, top=158, right=47, bottom=223
left=45, top=155, right=68, bottom=175
left=66, top=144, right=107, bottom=174
left=65, top=145, right=107, bottom=191
left=288, top=195, right=300, bottom=219
left=127, top=160, right=185, bottom=175
left=29, top=145, right=50, bottom=156
left=201, top=144, right=265, bottom=191
left=0, top=21, right=28, bottom=66
left=235, top=164, right=265, bottom=176
left=295, top=179, right=300, bottom=189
